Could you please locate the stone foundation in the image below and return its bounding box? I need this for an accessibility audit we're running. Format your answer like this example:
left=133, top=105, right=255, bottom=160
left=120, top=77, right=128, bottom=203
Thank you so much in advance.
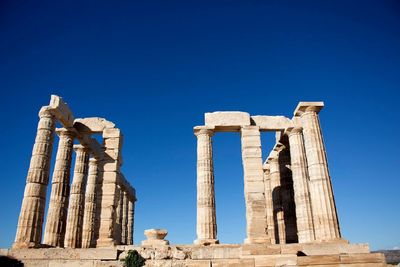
left=1, top=243, right=387, bottom=266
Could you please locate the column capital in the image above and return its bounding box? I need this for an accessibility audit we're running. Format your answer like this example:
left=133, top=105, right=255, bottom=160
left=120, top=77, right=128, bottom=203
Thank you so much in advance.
left=294, top=102, right=324, bottom=117
left=56, top=127, right=76, bottom=138
left=285, top=126, right=303, bottom=136
left=38, top=106, right=54, bottom=118
left=73, top=144, right=89, bottom=153
left=194, top=126, right=215, bottom=136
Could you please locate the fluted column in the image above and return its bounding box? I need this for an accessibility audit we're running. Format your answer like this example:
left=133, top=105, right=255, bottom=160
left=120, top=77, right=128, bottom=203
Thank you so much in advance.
left=64, top=145, right=89, bottom=248
left=295, top=102, right=340, bottom=241
left=263, top=163, right=275, bottom=244
left=269, top=154, right=285, bottom=244
left=278, top=143, right=298, bottom=243
left=287, top=127, right=315, bottom=243
left=13, top=107, right=55, bottom=248
left=127, top=196, right=135, bottom=245
left=241, top=126, right=270, bottom=244
left=194, top=126, right=218, bottom=245
left=81, top=158, right=98, bottom=248
left=113, top=186, right=123, bottom=244
left=43, top=128, right=74, bottom=247
left=121, top=191, right=128, bottom=244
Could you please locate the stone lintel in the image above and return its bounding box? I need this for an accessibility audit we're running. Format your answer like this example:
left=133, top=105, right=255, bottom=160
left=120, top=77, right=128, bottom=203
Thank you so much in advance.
left=205, top=112, right=250, bottom=131
left=49, top=95, right=75, bottom=127
left=294, top=101, right=324, bottom=116
left=74, top=117, right=116, bottom=134
left=251, top=116, right=293, bottom=131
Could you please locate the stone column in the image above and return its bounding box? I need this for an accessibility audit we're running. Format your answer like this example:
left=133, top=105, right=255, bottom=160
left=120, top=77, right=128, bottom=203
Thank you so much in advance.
left=13, top=107, right=55, bottom=248
left=278, top=143, right=298, bottom=243
left=241, top=126, right=270, bottom=244
left=263, top=163, right=275, bottom=244
left=64, top=145, right=89, bottom=248
left=269, top=152, right=285, bottom=244
left=97, top=128, right=122, bottom=247
left=121, top=191, right=129, bottom=244
left=43, top=128, right=75, bottom=247
left=81, top=158, right=98, bottom=248
left=113, top=186, right=123, bottom=244
left=287, top=127, right=315, bottom=243
left=127, top=196, right=135, bottom=245
left=194, top=126, right=218, bottom=245
left=295, top=102, right=341, bottom=241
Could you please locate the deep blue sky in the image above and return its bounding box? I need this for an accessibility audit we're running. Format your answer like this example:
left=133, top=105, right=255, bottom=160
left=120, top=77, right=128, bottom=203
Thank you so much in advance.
left=0, top=1, right=399, bottom=250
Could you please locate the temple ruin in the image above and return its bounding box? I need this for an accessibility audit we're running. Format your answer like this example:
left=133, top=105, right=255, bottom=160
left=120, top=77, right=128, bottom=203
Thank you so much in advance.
left=1, top=96, right=388, bottom=266
left=12, top=95, right=136, bottom=249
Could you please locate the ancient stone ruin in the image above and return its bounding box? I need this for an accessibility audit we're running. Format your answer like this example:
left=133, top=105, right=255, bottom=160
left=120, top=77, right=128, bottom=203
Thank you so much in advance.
left=1, top=96, right=389, bottom=266
left=12, top=95, right=136, bottom=249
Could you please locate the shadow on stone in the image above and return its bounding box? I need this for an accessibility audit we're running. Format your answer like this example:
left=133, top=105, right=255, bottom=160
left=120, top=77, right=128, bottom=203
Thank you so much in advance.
left=0, top=256, right=24, bottom=267
left=297, top=251, right=307, bottom=256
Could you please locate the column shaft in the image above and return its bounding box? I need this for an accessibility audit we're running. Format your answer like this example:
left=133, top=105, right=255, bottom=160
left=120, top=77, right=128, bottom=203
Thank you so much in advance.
left=241, top=126, right=270, bottom=244
left=288, top=128, right=315, bottom=243
left=194, top=127, right=218, bottom=245
left=64, top=145, right=89, bottom=248
left=263, top=166, right=275, bottom=244
left=13, top=108, right=55, bottom=248
left=127, top=199, right=135, bottom=245
left=301, top=110, right=340, bottom=240
left=121, top=191, right=128, bottom=244
left=269, top=157, right=285, bottom=244
left=43, top=129, right=74, bottom=247
left=81, top=158, right=98, bottom=248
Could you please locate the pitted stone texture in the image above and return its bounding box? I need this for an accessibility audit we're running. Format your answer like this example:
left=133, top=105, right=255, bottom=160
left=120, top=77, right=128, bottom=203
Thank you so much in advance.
left=251, top=115, right=293, bottom=131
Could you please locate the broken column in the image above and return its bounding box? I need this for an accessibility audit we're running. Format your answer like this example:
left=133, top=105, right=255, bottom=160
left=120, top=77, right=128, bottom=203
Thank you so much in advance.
left=64, top=144, right=89, bottom=248
left=194, top=126, right=218, bottom=245
left=13, top=107, right=56, bottom=248
left=294, top=102, right=341, bottom=241
left=43, top=128, right=75, bottom=247
left=241, top=126, right=270, bottom=244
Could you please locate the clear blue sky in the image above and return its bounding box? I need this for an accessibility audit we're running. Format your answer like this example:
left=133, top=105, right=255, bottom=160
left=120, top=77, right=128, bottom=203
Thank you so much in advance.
left=0, top=1, right=399, bottom=250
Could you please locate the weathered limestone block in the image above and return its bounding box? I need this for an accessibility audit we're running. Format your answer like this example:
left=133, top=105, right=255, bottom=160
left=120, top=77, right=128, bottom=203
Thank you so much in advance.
left=251, top=115, right=293, bottom=131
left=205, top=111, right=250, bottom=131
left=142, top=229, right=169, bottom=246
left=43, top=128, right=75, bottom=247
left=73, top=117, right=115, bottom=133
left=49, top=95, right=74, bottom=127
left=14, top=107, right=56, bottom=248
left=294, top=102, right=341, bottom=241
left=241, top=126, right=270, bottom=244
left=81, top=158, right=98, bottom=248
left=65, top=145, right=90, bottom=248
left=194, top=126, right=218, bottom=245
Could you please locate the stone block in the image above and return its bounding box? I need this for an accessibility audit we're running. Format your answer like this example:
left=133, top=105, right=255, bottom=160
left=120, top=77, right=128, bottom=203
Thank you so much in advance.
left=251, top=116, right=293, bottom=131
left=191, top=245, right=241, bottom=259
left=211, top=258, right=255, bottom=267
left=205, top=112, right=250, bottom=131
left=103, top=128, right=122, bottom=138
left=297, top=255, right=340, bottom=265
left=241, top=244, right=281, bottom=256
left=186, top=260, right=211, bottom=267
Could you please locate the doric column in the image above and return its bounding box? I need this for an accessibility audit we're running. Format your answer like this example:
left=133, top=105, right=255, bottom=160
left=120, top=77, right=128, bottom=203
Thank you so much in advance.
left=269, top=152, right=285, bottom=244
left=121, top=191, right=128, bottom=244
left=127, top=195, right=136, bottom=245
left=287, top=127, right=315, bottom=243
left=43, top=128, right=75, bottom=247
left=194, top=126, right=218, bottom=245
left=263, top=163, right=275, bottom=244
left=13, top=107, right=55, bottom=248
left=113, top=186, right=123, bottom=244
left=64, top=145, right=89, bottom=248
left=278, top=142, right=298, bottom=243
left=81, top=158, right=98, bottom=248
left=241, top=126, right=270, bottom=244
left=294, top=102, right=341, bottom=241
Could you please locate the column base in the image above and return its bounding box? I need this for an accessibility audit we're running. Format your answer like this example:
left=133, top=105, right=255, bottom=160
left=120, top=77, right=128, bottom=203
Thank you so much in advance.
left=12, top=241, right=38, bottom=249
left=244, top=237, right=271, bottom=244
left=194, top=238, right=219, bottom=246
